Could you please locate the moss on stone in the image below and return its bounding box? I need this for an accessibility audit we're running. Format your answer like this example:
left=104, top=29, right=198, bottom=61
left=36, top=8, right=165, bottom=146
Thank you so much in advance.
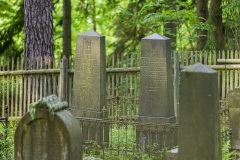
left=29, top=95, right=68, bottom=120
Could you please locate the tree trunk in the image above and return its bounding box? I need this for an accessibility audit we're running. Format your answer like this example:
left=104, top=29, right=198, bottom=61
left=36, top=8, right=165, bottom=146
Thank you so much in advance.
left=210, top=0, right=225, bottom=51
left=196, top=0, right=208, bottom=50
left=24, top=0, right=54, bottom=58
left=24, top=0, right=54, bottom=106
left=62, top=0, right=71, bottom=59
left=164, top=1, right=177, bottom=51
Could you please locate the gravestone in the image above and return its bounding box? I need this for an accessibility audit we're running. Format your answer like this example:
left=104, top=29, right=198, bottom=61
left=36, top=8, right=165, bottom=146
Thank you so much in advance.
left=71, top=30, right=108, bottom=145
left=179, top=63, right=221, bottom=160
left=14, top=95, right=82, bottom=160
left=138, top=33, right=176, bottom=147
left=227, top=88, right=240, bottom=150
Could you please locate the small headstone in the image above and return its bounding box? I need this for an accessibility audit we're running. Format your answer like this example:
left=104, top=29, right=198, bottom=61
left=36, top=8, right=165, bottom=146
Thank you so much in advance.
left=14, top=95, right=82, bottom=160
left=179, top=63, right=221, bottom=160
left=227, top=88, right=240, bottom=150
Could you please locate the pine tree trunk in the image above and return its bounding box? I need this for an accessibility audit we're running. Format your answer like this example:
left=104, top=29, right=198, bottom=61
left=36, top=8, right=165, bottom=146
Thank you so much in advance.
left=24, top=0, right=54, bottom=58
left=210, top=0, right=225, bottom=50
left=24, top=0, right=54, bottom=104
left=62, top=0, right=71, bottom=59
left=196, top=0, right=208, bottom=50
left=164, top=1, right=177, bottom=51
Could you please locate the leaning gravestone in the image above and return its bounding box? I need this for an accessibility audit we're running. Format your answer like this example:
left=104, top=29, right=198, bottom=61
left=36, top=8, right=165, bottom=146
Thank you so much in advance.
left=71, top=30, right=108, bottom=145
left=138, top=33, right=176, bottom=147
left=179, top=63, right=221, bottom=160
left=14, top=95, right=82, bottom=160
left=227, top=88, right=240, bottom=150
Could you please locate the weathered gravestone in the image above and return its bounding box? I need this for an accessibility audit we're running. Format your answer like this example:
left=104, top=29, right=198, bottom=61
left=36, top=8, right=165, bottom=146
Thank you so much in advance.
left=71, top=30, right=108, bottom=145
left=138, top=33, right=176, bottom=147
left=15, top=95, right=82, bottom=160
left=179, top=63, right=221, bottom=160
left=227, top=88, right=240, bottom=150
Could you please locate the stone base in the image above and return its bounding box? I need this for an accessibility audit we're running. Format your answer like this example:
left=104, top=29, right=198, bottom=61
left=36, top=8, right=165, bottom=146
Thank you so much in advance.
left=166, top=148, right=178, bottom=160
left=75, top=117, right=109, bottom=147
left=136, top=116, right=177, bottom=149
left=138, top=116, right=176, bottom=124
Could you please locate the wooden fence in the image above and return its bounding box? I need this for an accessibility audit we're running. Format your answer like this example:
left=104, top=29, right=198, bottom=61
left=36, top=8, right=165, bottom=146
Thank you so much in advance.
left=0, top=51, right=240, bottom=119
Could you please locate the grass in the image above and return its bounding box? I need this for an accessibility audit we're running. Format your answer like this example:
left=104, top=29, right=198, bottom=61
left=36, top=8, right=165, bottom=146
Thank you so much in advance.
left=0, top=121, right=238, bottom=160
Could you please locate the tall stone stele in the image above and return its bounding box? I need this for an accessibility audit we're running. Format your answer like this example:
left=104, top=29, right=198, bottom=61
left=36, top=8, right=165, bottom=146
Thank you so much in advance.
left=179, top=63, right=221, bottom=160
left=139, top=33, right=175, bottom=122
left=138, top=33, right=176, bottom=146
left=71, top=30, right=108, bottom=145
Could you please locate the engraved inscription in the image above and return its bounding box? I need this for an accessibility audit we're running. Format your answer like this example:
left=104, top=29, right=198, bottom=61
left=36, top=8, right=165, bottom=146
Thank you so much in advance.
left=141, top=57, right=167, bottom=92
left=73, top=37, right=101, bottom=111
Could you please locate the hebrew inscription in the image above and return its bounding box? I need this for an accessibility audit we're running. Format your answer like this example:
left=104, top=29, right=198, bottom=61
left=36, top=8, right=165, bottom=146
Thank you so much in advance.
left=72, top=31, right=106, bottom=118
left=139, top=34, right=174, bottom=118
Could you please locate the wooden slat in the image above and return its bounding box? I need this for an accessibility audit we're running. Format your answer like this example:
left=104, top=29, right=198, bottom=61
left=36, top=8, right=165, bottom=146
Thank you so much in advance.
left=200, top=51, right=203, bottom=64
left=190, top=51, right=194, bottom=64
left=230, top=51, right=234, bottom=91
left=48, top=56, right=52, bottom=95
left=7, top=58, right=10, bottom=116
left=19, top=58, right=23, bottom=117
left=11, top=57, right=14, bottom=117
left=23, top=58, right=27, bottom=115
left=204, top=51, right=207, bottom=65
left=186, top=51, right=189, bottom=66
left=134, top=54, right=138, bottom=115
left=221, top=51, right=226, bottom=100
left=15, top=57, right=19, bottom=117
left=30, top=59, right=37, bottom=103
left=125, top=55, right=129, bottom=116
left=1, top=58, right=5, bottom=117
left=130, top=54, right=133, bottom=116
left=235, top=51, right=239, bottom=88
left=40, top=56, right=43, bottom=100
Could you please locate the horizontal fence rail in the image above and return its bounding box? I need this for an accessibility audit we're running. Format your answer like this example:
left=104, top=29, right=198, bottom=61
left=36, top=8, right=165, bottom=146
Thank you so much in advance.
left=0, top=51, right=240, bottom=119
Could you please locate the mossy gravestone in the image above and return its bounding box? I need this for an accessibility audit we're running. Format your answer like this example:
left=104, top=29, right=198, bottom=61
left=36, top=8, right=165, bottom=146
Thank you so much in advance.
left=14, top=95, right=82, bottom=160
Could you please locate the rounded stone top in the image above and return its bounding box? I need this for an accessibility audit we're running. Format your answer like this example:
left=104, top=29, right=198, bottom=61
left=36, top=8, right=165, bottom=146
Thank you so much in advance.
left=181, top=63, right=217, bottom=73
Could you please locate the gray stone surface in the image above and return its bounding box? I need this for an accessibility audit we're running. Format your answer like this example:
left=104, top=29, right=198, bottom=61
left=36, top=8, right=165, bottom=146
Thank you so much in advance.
left=71, top=30, right=108, bottom=146
left=227, top=88, right=240, bottom=149
left=138, top=33, right=176, bottom=148
left=14, top=95, right=82, bottom=160
left=179, top=63, right=221, bottom=160
left=139, top=33, right=174, bottom=118
left=72, top=30, right=106, bottom=118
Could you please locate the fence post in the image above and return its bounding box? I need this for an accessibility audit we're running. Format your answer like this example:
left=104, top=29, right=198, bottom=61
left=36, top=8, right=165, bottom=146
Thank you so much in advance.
left=179, top=63, right=221, bottom=160
left=59, top=56, right=68, bottom=102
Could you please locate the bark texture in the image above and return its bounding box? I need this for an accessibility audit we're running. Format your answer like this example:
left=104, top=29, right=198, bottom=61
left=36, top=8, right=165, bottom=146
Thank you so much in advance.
left=24, top=0, right=54, bottom=58
left=196, top=0, right=208, bottom=50
left=210, top=0, right=225, bottom=50
left=164, top=0, right=177, bottom=51
left=62, top=0, right=71, bottom=59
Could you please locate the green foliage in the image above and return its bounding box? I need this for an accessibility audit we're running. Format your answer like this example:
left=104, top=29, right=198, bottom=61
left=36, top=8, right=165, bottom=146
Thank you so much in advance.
left=0, top=121, right=17, bottom=160
left=0, top=0, right=24, bottom=58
